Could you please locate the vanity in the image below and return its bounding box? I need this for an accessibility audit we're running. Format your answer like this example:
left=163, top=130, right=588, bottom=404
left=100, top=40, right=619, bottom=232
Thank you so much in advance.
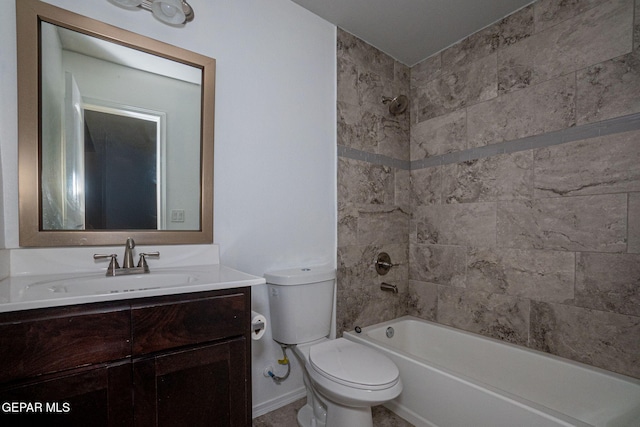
left=0, top=245, right=265, bottom=426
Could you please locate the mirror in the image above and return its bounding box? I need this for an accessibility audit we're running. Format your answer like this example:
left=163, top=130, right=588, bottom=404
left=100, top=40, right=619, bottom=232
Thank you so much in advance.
left=17, top=0, right=215, bottom=246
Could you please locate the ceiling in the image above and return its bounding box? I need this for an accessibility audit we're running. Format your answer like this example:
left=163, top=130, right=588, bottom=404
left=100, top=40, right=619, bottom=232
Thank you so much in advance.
left=290, top=0, right=534, bottom=66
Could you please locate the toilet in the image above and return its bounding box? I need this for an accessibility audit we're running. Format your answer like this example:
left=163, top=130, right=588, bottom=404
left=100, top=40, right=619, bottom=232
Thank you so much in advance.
left=266, top=266, right=402, bottom=427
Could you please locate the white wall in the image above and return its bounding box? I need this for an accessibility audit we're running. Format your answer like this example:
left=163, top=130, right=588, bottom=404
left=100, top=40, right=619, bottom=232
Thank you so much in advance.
left=0, top=0, right=337, bottom=416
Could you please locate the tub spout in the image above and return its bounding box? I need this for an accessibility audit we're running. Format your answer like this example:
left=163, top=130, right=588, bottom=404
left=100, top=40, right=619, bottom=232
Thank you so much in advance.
left=380, top=282, right=398, bottom=294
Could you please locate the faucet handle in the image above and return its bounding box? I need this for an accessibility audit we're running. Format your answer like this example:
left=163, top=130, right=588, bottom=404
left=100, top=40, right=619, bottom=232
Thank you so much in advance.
left=137, top=251, right=160, bottom=271
left=374, top=252, right=399, bottom=275
left=94, top=253, right=120, bottom=276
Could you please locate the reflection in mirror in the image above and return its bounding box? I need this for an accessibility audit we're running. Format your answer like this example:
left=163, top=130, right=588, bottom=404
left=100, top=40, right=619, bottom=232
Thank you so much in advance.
left=40, top=22, right=201, bottom=231
left=17, top=0, right=215, bottom=246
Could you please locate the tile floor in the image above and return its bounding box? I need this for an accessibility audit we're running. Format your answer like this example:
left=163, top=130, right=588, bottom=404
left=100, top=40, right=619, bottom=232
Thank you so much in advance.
left=252, top=398, right=414, bottom=426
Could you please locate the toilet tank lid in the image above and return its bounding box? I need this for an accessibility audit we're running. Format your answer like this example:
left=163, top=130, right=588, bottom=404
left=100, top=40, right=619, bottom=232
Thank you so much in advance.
left=264, top=266, right=335, bottom=286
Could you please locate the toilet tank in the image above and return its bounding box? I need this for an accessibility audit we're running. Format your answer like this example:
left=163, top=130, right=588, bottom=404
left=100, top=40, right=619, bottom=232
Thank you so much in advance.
left=265, top=266, right=335, bottom=345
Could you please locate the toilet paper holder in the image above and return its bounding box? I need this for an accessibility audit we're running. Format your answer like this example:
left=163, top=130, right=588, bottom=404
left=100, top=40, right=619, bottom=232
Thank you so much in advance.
left=251, top=310, right=267, bottom=341
left=253, top=320, right=265, bottom=333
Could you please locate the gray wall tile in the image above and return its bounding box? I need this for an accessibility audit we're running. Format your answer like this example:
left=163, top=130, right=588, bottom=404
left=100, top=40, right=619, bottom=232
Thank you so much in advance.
left=500, top=0, right=633, bottom=94
left=409, top=244, right=466, bottom=287
left=442, top=5, right=533, bottom=75
left=379, top=114, right=410, bottom=161
left=357, top=205, right=409, bottom=245
left=577, top=51, right=640, bottom=125
left=338, top=157, right=394, bottom=205
left=411, top=53, right=441, bottom=87
left=533, top=129, right=640, bottom=198
left=416, top=202, right=497, bottom=247
left=533, top=0, right=614, bottom=33
left=337, top=56, right=359, bottom=106
left=417, top=53, right=497, bottom=122
left=530, top=301, right=640, bottom=378
left=407, top=280, right=438, bottom=320
left=337, top=29, right=394, bottom=81
left=576, top=252, right=640, bottom=316
left=442, top=152, right=533, bottom=203
left=438, top=286, right=530, bottom=345
left=497, top=195, right=627, bottom=252
left=411, top=109, right=467, bottom=159
left=467, top=247, right=575, bottom=303
left=337, top=101, right=379, bottom=152
left=394, top=169, right=411, bottom=209
left=337, top=202, right=358, bottom=247
left=410, top=167, right=442, bottom=206
left=468, top=74, right=576, bottom=148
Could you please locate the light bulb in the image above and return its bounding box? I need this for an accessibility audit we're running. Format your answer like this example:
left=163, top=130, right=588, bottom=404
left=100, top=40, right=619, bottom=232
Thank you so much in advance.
left=150, top=0, right=186, bottom=24
left=160, top=3, right=178, bottom=18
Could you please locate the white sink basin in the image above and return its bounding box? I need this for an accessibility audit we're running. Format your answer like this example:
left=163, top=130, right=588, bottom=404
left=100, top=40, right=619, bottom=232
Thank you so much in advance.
left=26, top=272, right=198, bottom=296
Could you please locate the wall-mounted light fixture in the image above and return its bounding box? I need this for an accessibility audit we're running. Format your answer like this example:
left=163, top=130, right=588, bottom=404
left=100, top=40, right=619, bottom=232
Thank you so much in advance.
left=109, top=0, right=195, bottom=25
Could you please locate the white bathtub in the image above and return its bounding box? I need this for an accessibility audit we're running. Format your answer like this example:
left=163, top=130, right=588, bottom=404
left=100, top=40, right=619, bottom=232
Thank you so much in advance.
left=344, top=316, right=640, bottom=427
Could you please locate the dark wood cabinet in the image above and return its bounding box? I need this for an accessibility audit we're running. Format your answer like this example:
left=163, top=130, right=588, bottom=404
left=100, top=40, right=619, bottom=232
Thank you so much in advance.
left=0, top=287, right=251, bottom=427
left=133, top=338, right=249, bottom=427
left=0, top=361, right=132, bottom=427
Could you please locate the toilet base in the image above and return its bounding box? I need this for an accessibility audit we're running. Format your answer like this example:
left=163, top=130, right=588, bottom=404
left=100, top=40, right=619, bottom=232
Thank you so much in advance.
left=324, top=399, right=373, bottom=427
left=297, top=404, right=324, bottom=427
left=296, top=399, right=373, bottom=427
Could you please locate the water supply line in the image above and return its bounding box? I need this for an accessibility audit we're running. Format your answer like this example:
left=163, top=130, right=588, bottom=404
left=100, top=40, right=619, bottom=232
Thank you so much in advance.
left=267, top=343, right=292, bottom=383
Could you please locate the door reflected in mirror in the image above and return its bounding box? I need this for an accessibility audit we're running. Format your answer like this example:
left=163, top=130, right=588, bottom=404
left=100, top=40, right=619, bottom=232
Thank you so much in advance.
left=83, top=108, right=159, bottom=230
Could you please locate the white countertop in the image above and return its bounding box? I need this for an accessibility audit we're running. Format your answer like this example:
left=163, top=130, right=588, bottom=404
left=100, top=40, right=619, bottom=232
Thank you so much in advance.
left=0, top=263, right=265, bottom=313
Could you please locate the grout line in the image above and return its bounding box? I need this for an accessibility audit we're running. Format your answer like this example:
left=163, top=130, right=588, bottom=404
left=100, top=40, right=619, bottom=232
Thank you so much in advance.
left=626, top=193, right=630, bottom=254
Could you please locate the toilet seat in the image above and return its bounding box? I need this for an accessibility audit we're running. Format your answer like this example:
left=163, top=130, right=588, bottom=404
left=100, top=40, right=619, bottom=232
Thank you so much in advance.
left=309, top=338, right=400, bottom=391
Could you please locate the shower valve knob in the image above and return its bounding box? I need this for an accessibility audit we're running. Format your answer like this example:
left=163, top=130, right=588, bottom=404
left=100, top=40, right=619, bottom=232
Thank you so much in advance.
left=375, top=252, right=398, bottom=275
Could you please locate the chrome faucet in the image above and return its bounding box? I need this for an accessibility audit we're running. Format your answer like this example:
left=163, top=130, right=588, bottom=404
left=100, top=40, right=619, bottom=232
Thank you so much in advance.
left=123, top=237, right=136, bottom=269
left=94, top=237, right=159, bottom=276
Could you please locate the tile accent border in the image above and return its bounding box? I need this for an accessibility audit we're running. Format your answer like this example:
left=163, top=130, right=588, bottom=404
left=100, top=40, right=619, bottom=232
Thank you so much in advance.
left=337, top=145, right=411, bottom=170
left=338, top=112, right=640, bottom=171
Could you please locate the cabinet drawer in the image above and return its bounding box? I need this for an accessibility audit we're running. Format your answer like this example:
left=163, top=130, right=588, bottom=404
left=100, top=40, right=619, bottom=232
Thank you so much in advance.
left=131, top=290, right=247, bottom=356
left=0, top=302, right=131, bottom=384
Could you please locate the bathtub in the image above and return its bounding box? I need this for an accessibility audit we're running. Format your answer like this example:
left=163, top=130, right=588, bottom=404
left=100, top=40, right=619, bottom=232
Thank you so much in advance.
left=344, top=316, right=640, bottom=427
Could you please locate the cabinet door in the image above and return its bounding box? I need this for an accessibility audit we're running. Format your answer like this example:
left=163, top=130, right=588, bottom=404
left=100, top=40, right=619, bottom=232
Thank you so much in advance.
left=0, top=361, right=132, bottom=427
left=133, top=338, right=249, bottom=427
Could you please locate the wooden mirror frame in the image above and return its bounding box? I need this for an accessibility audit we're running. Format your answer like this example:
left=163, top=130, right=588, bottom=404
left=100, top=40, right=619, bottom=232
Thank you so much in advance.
left=16, top=0, right=215, bottom=247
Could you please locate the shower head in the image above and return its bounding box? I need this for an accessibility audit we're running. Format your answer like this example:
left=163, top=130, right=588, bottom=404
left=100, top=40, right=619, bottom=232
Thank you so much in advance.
left=382, top=95, right=408, bottom=115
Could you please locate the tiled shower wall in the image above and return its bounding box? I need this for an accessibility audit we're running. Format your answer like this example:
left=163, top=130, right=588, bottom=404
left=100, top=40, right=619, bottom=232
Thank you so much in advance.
left=337, top=30, right=411, bottom=335
left=338, top=0, right=640, bottom=379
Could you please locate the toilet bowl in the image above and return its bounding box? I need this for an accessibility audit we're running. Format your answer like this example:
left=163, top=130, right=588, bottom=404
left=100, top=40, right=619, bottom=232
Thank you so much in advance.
left=294, top=338, right=402, bottom=427
left=265, top=266, right=403, bottom=427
